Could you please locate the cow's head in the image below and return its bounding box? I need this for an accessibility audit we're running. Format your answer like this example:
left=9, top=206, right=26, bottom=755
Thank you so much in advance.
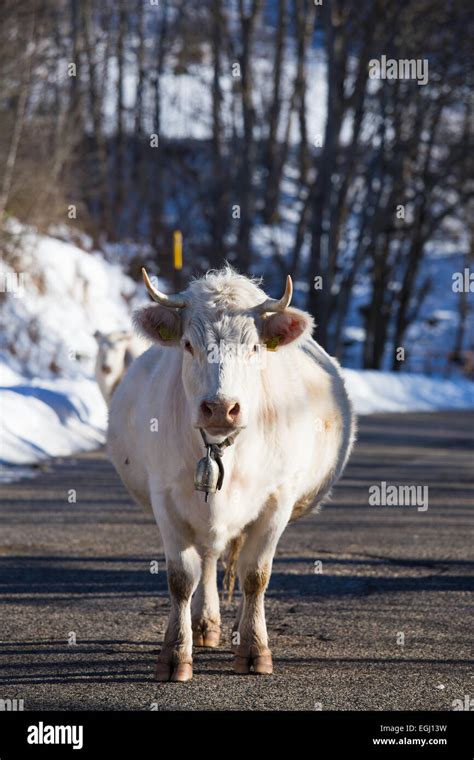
left=134, top=267, right=313, bottom=443
left=94, top=330, right=132, bottom=381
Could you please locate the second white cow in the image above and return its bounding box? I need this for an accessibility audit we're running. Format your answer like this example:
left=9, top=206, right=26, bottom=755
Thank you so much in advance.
left=94, top=330, right=146, bottom=406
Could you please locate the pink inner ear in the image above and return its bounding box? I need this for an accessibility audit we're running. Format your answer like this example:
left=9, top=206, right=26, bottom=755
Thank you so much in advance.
left=134, top=305, right=181, bottom=345
left=283, top=317, right=305, bottom=341
left=265, top=310, right=311, bottom=346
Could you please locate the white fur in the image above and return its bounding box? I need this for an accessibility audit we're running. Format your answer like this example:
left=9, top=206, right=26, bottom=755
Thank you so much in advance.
left=107, top=268, right=355, bottom=677
left=94, top=330, right=147, bottom=406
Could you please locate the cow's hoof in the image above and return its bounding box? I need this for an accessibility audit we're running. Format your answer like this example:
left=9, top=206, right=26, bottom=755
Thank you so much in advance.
left=233, top=645, right=273, bottom=675
left=192, top=621, right=221, bottom=648
left=252, top=653, right=273, bottom=675
left=171, top=663, right=193, bottom=682
left=155, top=659, right=193, bottom=682
left=155, top=661, right=171, bottom=681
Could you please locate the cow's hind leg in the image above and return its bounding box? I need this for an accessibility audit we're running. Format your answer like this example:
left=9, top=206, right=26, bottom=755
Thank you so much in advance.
left=191, top=552, right=221, bottom=647
left=156, top=546, right=201, bottom=683
left=233, top=497, right=292, bottom=675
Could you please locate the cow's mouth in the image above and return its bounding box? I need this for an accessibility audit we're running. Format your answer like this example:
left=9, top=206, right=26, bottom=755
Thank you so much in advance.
left=200, top=426, right=244, bottom=444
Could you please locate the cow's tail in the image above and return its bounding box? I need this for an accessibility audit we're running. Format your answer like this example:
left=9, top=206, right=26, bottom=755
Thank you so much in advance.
left=222, top=534, right=245, bottom=603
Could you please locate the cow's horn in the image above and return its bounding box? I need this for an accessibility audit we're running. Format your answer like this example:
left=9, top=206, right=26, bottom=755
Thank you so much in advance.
left=258, top=275, right=293, bottom=313
left=142, top=268, right=187, bottom=308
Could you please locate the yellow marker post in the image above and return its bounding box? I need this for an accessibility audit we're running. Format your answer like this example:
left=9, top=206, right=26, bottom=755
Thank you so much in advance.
left=173, top=230, right=183, bottom=271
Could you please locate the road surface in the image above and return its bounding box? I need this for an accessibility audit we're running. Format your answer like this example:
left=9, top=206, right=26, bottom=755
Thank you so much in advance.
left=0, top=412, right=472, bottom=711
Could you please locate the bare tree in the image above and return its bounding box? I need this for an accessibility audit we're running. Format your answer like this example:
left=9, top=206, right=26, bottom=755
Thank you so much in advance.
left=80, top=0, right=112, bottom=238
left=0, top=8, right=36, bottom=221
left=262, top=0, right=288, bottom=224
left=115, top=0, right=127, bottom=225
left=209, top=0, right=227, bottom=262
left=236, top=0, right=264, bottom=271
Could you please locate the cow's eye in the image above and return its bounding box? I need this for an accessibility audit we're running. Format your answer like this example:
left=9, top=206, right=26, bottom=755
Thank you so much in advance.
left=184, top=340, right=194, bottom=356
left=253, top=344, right=259, bottom=352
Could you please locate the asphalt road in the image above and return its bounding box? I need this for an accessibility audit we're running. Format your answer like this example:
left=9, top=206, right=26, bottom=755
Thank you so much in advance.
left=0, top=412, right=472, bottom=711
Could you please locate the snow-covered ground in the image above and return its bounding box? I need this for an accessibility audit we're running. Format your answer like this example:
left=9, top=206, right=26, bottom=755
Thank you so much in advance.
left=1, top=364, right=106, bottom=468
left=0, top=221, right=144, bottom=475
left=1, top=223, right=473, bottom=478
left=0, top=220, right=142, bottom=381
left=342, top=369, right=474, bottom=415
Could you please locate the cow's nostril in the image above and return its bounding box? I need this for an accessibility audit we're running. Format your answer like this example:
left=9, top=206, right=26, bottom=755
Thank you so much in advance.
left=201, top=402, right=213, bottom=418
left=228, top=402, right=240, bottom=419
left=200, top=400, right=240, bottom=425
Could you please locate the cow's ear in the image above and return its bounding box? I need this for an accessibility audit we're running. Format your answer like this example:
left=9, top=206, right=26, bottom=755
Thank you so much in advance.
left=133, top=305, right=182, bottom=346
left=263, top=308, right=314, bottom=350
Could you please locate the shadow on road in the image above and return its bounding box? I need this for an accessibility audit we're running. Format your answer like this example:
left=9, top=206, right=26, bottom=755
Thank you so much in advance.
left=0, top=554, right=471, bottom=600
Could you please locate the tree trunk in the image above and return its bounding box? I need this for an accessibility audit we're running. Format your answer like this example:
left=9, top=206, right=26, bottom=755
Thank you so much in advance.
left=150, top=0, right=169, bottom=255
left=293, top=0, right=316, bottom=187
left=263, top=0, right=287, bottom=224
left=115, top=1, right=127, bottom=228
left=131, top=0, right=146, bottom=236
left=236, top=0, right=263, bottom=272
left=210, top=0, right=226, bottom=263
left=81, top=0, right=113, bottom=237
left=306, top=1, right=345, bottom=347
left=0, top=10, right=36, bottom=221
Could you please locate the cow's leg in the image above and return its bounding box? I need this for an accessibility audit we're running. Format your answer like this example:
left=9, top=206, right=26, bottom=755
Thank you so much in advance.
left=156, top=544, right=201, bottom=683
left=191, top=552, right=221, bottom=647
left=233, top=497, right=291, bottom=675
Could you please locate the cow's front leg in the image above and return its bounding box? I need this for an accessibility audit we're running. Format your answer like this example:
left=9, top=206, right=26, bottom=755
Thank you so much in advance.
left=234, top=497, right=292, bottom=675
left=191, top=552, right=221, bottom=647
left=156, top=546, right=201, bottom=683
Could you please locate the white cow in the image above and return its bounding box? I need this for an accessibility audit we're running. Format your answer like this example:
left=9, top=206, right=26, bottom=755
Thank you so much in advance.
left=94, top=330, right=147, bottom=406
left=107, top=267, right=355, bottom=682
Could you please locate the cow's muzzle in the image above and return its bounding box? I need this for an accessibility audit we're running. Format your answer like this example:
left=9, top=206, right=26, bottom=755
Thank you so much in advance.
left=197, top=399, right=242, bottom=430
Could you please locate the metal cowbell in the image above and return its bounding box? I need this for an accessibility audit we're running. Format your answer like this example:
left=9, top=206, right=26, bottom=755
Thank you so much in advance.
left=194, top=448, right=220, bottom=495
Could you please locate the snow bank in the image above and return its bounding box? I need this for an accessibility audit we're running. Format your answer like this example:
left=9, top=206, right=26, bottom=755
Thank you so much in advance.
left=0, top=222, right=144, bottom=470
left=0, top=220, right=141, bottom=381
left=0, top=371, right=107, bottom=466
left=342, top=369, right=474, bottom=415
